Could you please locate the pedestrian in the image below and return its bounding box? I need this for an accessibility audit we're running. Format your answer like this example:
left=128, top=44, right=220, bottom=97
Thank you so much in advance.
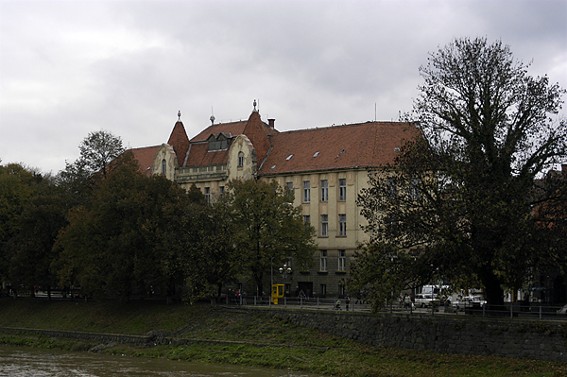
left=345, top=296, right=350, bottom=311
left=335, top=299, right=341, bottom=310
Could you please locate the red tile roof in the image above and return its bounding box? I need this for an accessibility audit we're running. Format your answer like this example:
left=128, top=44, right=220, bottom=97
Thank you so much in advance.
left=185, top=142, right=230, bottom=167
left=128, top=145, right=162, bottom=176
left=167, top=121, right=190, bottom=166
left=258, top=121, right=420, bottom=175
left=190, top=120, right=248, bottom=142
left=185, top=113, right=277, bottom=168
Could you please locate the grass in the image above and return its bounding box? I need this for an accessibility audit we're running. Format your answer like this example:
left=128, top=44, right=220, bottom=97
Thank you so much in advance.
left=0, top=298, right=565, bottom=377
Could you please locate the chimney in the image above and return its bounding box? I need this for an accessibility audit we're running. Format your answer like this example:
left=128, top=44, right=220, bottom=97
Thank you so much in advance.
left=268, top=118, right=275, bottom=128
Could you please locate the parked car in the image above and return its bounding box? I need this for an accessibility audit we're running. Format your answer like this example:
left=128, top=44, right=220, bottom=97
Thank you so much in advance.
left=414, top=294, right=438, bottom=308
left=557, top=304, right=567, bottom=315
left=449, top=295, right=486, bottom=311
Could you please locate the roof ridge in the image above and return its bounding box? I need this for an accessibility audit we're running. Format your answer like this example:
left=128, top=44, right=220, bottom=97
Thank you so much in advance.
left=275, top=121, right=405, bottom=135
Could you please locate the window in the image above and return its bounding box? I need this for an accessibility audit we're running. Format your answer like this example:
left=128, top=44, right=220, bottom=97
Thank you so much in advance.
left=303, top=215, right=311, bottom=225
left=286, top=181, right=294, bottom=192
left=320, top=214, right=328, bottom=237
left=320, top=179, right=328, bottom=202
left=338, top=178, right=347, bottom=201
left=204, top=187, right=211, bottom=204
left=320, top=284, right=327, bottom=297
left=320, top=250, right=328, bottom=272
left=338, top=250, right=346, bottom=271
left=219, top=186, right=225, bottom=196
left=237, top=151, right=244, bottom=168
left=409, top=177, right=420, bottom=201
left=338, top=214, right=347, bottom=236
left=303, top=180, right=311, bottom=203
left=387, top=177, right=397, bottom=199
left=161, top=159, right=166, bottom=175
left=338, top=283, right=346, bottom=297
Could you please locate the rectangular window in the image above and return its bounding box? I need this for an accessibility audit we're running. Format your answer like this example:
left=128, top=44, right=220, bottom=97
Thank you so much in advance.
left=320, top=284, right=327, bottom=297
left=338, top=178, right=347, bottom=201
left=204, top=187, right=211, bottom=204
left=409, top=177, right=420, bottom=201
left=286, top=181, right=294, bottom=192
left=320, top=179, right=328, bottom=202
left=219, top=186, right=225, bottom=196
left=338, top=250, right=346, bottom=271
left=338, top=214, right=347, bottom=236
left=387, top=177, right=397, bottom=199
left=303, top=180, right=311, bottom=203
left=303, top=215, right=311, bottom=225
left=338, top=284, right=346, bottom=297
left=320, top=214, right=328, bottom=237
left=320, top=250, right=328, bottom=272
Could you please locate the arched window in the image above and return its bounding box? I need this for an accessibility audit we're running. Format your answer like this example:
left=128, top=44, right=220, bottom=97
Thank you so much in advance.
left=237, top=151, right=244, bottom=168
left=161, top=159, right=166, bottom=175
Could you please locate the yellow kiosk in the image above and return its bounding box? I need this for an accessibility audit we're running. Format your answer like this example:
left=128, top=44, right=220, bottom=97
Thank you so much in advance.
left=271, top=283, right=285, bottom=304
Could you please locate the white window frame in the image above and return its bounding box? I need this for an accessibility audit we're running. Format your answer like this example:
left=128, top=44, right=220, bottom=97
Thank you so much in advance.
left=338, top=214, right=347, bottom=236
left=237, top=151, right=244, bottom=168
left=320, top=214, right=328, bottom=237
left=303, top=180, right=311, bottom=203
left=320, top=179, right=328, bottom=202
left=338, top=250, right=346, bottom=271
left=320, top=250, right=328, bottom=272
left=339, top=178, right=347, bottom=201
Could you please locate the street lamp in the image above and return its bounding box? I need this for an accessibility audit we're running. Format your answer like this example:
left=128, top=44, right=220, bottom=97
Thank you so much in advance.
left=279, top=264, right=292, bottom=276
left=270, top=260, right=292, bottom=305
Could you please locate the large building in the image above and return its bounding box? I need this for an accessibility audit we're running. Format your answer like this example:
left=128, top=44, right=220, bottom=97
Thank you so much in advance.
left=131, top=103, right=420, bottom=297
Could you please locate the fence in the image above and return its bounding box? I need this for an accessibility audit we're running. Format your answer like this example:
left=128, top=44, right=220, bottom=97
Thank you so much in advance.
left=222, top=294, right=567, bottom=321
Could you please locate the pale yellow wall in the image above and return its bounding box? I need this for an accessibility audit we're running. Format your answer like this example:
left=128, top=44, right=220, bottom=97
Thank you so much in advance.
left=227, top=135, right=256, bottom=181
left=265, top=168, right=379, bottom=296
left=151, top=144, right=177, bottom=181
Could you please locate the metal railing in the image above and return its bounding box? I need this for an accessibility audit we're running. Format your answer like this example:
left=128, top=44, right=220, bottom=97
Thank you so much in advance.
left=223, top=295, right=567, bottom=321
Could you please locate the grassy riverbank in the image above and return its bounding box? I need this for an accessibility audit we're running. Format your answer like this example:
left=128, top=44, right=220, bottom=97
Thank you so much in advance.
left=0, top=299, right=565, bottom=377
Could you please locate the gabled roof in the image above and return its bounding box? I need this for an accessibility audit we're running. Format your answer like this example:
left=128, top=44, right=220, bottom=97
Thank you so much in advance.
left=258, top=121, right=420, bottom=176
left=190, top=120, right=248, bottom=142
left=128, top=145, right=162, bottom=176
left=184, top=112, right=277, bottom=168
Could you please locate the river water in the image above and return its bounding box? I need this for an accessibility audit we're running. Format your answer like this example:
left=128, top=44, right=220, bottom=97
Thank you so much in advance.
left=0, top=347, right=315, bottom=377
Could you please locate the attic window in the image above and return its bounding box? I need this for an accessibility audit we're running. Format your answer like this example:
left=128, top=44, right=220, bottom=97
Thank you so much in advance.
left=271, top=165, right=276, bottom=170
left=286, top=154, right=294, bottom=161
left=394, top=147, right=401, bottom=153
left=208, top=133, right=229, bottom=151
left=313, top=151, right=320, bottom=158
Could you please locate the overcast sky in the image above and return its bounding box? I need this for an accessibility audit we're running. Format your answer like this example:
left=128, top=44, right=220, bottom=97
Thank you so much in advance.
left=1, top=0, right=566, bottom=174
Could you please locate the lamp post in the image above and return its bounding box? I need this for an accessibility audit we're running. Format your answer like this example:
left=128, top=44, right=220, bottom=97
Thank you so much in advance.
left=270, top=260, right=292, bottom=306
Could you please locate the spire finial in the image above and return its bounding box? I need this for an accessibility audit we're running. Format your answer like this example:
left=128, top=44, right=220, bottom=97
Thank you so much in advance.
left=177, top=110, right=181, bottom=121
left=253, top=99, right=257, bottom=112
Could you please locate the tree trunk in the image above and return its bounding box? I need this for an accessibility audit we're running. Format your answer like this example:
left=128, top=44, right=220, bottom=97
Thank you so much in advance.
left=480, top=265, right=505, bottom=310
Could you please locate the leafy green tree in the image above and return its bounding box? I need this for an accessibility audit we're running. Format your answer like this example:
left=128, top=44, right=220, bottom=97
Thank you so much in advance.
left=0, top=164, right=40, bottom=292
left=354, top=37, right=566, bottom=308
left=55, top=153, right=201, bottom=301
left=6, top=173, right=67, bottom=297
left=57, top=130, right=124, bottom=207
left=226, top=179, right=316, bottom=297
left=195, top=197, right=239, bottom=299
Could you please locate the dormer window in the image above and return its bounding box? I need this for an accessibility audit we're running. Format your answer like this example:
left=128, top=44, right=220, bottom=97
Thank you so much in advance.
left=237, top=151, right=244, bottom=168
left=286, top=154, right=294, bottom=161
left=313, top=151, right=320, bottom=158
left=208, top=133, right=229, bottom=151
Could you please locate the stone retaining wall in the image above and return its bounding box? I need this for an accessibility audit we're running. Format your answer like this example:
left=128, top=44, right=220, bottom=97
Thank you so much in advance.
left=266, top=309, right=567, bottom=362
